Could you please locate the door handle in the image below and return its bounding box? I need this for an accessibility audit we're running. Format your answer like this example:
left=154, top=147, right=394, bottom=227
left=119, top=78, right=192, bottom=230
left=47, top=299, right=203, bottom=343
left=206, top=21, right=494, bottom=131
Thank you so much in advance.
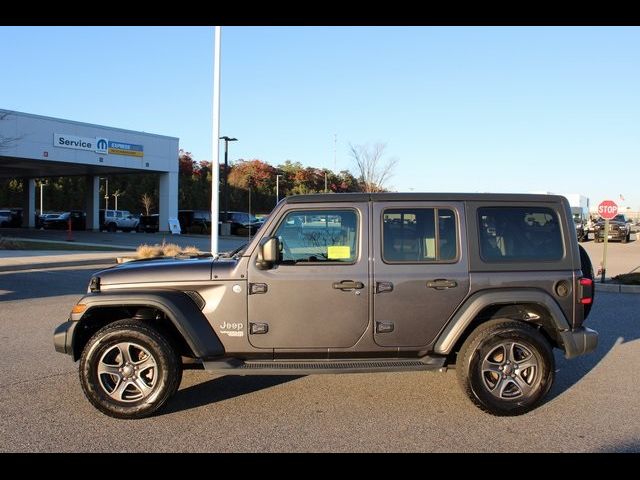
left=426, top=279, right=458, bottom=290
left=332, top=280, right=365, bottom=290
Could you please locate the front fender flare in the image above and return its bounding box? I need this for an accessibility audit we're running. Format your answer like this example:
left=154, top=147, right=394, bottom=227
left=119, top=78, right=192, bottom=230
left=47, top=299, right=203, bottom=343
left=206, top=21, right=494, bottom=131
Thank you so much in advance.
left=74, top=290, right=224, bottom=359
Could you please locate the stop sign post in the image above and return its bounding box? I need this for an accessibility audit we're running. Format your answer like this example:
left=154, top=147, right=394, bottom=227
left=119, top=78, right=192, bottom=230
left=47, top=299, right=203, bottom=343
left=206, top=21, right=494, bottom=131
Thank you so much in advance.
left=597, top=200, right=618, bottom=283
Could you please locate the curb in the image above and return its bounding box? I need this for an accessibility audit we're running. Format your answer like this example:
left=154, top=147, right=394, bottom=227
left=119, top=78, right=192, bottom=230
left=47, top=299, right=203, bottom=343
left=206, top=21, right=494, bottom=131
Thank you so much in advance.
left=595, top=283, right=640, bottom=293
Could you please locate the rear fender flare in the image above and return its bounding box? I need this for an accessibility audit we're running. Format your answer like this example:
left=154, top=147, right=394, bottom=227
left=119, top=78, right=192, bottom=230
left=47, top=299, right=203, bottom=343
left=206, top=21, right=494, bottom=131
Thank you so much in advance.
left=434, top=289, right=570, bottom=355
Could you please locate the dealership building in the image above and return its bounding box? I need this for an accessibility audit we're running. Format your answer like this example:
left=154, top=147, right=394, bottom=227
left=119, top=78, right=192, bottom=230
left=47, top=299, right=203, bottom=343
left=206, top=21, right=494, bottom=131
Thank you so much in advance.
left=0, top=109, right=179, bottom=231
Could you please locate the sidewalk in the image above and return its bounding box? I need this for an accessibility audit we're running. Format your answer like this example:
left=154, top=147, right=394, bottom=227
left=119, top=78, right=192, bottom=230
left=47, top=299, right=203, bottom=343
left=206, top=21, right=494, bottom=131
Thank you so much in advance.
left=0, top=250, right=121, bottom=272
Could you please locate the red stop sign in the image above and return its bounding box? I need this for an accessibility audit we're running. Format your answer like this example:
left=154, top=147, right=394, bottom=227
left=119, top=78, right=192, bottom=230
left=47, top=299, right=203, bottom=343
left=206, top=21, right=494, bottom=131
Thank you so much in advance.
left=598, top=200, right=618, bottom=219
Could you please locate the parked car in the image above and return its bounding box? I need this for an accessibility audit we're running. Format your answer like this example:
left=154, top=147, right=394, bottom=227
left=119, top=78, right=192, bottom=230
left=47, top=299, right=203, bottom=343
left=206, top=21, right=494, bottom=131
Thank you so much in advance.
left=43, top=210, right=86, bottom=230
left=178, top=210, right=211, bottom=234
left=593, top=214, right=631, bottom=243
left=99, top=210, right=140, bottom=232
left=0, top=210, right=12, bottom=227
left=571, top=207, right=588, bottom=242
left=54, top=192, right=597, bottom=419
left=138, top=214, right=159, bottom=233
left=220, top=211, right=262, bottom=235
left=2, top=207, right=23, bottom=227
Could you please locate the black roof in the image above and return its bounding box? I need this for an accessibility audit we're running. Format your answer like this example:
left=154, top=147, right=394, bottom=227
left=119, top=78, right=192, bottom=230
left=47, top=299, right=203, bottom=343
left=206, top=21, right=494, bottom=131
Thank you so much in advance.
left=285, top=192, right=567, bottom=204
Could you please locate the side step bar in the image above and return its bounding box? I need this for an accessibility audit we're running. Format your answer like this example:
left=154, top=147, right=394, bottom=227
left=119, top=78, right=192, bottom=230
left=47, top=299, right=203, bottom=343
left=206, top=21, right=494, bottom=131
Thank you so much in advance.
left=203, top=357, right=447, bottom=375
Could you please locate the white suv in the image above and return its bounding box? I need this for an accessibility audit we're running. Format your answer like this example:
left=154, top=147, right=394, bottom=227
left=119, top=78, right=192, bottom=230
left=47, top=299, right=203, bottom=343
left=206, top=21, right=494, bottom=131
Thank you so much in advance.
left=100, top=210, right=139, bottom=232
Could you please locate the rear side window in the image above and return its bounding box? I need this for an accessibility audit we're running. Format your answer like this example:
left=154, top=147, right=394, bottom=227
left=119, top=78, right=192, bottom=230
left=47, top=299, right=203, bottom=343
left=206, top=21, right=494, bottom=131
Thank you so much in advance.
left=382, top=208, right=458, bottom=263
left=478, top=207, right=563, bottom=261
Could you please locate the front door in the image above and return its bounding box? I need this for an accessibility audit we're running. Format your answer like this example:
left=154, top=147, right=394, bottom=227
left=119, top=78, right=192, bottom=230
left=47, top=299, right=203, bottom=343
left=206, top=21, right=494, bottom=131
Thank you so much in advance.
left=247, top=204, right=369, bottom=350
left=372, top=202, right=470, bottom=347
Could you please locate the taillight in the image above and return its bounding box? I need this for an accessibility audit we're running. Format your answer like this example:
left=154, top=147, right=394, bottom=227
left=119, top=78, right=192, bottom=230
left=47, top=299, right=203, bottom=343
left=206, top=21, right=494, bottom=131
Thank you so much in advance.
left=579, top=277, right=593, bottom=304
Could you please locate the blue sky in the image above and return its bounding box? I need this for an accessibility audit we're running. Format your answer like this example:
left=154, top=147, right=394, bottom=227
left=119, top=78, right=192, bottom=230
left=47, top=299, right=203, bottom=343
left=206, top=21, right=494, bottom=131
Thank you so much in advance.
left=1, top=26, right=639, bottom=210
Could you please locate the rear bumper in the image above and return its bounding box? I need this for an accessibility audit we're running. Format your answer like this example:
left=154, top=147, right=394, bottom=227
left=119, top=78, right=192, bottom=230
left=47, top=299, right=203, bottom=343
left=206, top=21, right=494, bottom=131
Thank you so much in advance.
left=53, top=321, right=78, bottom=356
left=559, top=327, right=598, bottom=359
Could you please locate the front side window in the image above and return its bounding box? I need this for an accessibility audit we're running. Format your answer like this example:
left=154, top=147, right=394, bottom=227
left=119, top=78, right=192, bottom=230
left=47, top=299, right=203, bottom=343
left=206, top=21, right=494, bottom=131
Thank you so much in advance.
left=382, top=208, right=458, bottom=262
left=274, top=210, right=358, bottom=264
left=478, top=207, right=563, bottom=261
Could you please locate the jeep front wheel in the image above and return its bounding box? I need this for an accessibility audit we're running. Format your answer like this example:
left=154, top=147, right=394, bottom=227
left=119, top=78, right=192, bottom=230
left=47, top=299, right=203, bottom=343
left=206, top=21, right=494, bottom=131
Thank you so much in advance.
left=79, top=320, right=182, bottom=419
left=457, top=319, right=554, bottom=416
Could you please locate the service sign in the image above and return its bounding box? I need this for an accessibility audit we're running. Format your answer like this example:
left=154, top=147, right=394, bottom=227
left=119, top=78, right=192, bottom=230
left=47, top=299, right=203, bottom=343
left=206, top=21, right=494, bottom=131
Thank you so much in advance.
left=54, top=134, right=108, bottom=154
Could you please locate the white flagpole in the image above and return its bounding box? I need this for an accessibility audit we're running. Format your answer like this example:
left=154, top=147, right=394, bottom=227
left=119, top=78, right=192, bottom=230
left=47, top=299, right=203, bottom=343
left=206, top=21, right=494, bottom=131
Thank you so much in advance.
left=211, top=26, right=222, bottom=256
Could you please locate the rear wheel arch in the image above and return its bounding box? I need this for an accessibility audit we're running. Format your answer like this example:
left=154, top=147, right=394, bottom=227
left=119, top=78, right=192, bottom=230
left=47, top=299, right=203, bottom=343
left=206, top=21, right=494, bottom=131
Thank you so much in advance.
left=444, top=303, right=559, bottom=364
left=434, top=290, right=568, bottom=358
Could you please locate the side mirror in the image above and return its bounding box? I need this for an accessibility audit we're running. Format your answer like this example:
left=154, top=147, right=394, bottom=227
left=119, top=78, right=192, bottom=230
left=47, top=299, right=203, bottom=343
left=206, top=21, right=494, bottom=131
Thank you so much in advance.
left=256, top=237, right=279, bottom=270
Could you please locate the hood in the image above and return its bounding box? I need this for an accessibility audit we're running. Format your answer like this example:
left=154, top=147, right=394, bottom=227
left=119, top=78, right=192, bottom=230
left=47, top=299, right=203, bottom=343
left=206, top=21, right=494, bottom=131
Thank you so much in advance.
left=97, top=257, right=239, bottom=286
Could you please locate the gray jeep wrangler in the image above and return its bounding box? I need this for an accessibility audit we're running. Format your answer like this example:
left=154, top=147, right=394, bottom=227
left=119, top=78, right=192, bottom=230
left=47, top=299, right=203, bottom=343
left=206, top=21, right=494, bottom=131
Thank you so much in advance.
left=54, top=193, right=597, bottom=418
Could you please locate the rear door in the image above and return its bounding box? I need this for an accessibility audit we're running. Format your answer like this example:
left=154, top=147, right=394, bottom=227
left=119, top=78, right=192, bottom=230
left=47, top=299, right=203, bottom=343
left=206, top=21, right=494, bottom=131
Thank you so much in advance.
left=372, top=201, right=470, bottom=347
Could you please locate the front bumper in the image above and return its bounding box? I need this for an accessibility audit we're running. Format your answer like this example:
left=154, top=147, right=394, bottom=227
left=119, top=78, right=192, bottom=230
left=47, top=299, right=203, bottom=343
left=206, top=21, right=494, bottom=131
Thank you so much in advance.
left=559, top=327, right=598, bottom=359
left=595, top=229, right=627, bottom=240
left=53, top=321, right=78, bottom=356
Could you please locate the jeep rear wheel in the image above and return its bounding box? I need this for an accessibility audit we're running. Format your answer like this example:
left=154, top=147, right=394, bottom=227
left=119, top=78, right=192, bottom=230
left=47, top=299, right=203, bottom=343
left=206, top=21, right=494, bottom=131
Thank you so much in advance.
left=79, top=320, right=182, bottom=419
left=457, top=319, right=554, bottom=416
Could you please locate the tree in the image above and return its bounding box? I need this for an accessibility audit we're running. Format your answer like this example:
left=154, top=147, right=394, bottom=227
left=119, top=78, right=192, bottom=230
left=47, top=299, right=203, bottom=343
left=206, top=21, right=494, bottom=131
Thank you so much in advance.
left=141, top=193, right=155, bottom=215
left=349, top=142, right=398, bottom=193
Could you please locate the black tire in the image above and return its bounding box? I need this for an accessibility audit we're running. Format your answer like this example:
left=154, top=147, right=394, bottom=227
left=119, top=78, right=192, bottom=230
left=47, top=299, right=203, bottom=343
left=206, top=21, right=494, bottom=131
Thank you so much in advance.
left=108, top=222, right=117, bottom=232
left=622, top=233, right=629, bottom=244
left=79, top=320, right=182, bottom=419
left=457, top=319, right=555, bottom=416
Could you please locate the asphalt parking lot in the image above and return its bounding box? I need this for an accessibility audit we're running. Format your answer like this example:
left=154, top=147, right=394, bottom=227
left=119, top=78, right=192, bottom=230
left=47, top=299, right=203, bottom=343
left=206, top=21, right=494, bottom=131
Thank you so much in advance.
left=0, top=256, right=638, bottom=452
left=580, top=234, right=640, bottom=279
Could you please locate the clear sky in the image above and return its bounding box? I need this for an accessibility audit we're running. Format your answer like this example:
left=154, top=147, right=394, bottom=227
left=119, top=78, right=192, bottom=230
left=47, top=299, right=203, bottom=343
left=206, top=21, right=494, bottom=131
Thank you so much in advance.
left=1, top=26, right=639, bottom=210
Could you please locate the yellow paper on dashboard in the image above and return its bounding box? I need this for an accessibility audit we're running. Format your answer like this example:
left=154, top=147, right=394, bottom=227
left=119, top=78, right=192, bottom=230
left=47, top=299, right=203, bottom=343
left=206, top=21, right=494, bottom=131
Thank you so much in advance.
left=327, top=246, right=351, bottom=260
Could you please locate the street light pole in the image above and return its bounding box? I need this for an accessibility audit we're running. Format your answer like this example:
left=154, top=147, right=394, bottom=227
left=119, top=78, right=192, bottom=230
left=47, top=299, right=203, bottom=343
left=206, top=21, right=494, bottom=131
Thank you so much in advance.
left=219, top=136, right=237, bottom=222
left=276, top=174, right=282, bottom=205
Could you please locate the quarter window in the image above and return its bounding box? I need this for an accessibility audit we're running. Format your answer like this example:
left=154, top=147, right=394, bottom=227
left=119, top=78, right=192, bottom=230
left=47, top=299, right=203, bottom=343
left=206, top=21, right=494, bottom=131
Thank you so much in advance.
left=382, top=208, right=458, bottom=262
left=478, top=207, right=563, bottom=261
left=274, top=210, right=358, bottom=264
